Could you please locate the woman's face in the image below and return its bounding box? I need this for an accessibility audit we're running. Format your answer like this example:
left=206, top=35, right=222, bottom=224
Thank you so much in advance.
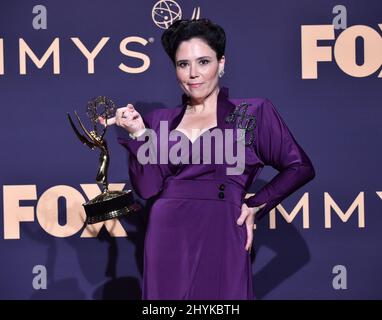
left=175, top=37, right=225, bottom=103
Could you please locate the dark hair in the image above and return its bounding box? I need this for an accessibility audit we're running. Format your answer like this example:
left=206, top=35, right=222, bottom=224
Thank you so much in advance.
left=161, top=18, right=226, bottom=64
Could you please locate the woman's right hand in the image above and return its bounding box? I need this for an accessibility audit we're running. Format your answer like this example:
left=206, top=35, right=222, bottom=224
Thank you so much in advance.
left=99, top=104, right=146, bottom=137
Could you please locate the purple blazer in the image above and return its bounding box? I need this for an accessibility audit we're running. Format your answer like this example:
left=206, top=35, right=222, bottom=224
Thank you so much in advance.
left=118, top=87, right=315, bottom=222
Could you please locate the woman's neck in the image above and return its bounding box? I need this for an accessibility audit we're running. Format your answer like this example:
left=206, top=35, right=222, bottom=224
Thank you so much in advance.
left=187, top=87, right=219, bottom=114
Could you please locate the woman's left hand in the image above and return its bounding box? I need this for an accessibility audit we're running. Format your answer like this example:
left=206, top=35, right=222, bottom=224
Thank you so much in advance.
left=237, top=202, right=267, bottom=252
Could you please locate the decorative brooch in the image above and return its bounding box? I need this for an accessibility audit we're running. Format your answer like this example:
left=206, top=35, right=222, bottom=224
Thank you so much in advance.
left=225, top=102, right=256, bottom=146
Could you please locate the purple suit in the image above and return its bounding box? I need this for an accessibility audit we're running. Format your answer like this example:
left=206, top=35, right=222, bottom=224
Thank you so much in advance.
left=118, top=87, right=315, bottom=299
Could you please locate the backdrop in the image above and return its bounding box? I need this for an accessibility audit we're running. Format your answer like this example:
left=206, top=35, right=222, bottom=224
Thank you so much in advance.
left=0, top=0, right=381, bottom=300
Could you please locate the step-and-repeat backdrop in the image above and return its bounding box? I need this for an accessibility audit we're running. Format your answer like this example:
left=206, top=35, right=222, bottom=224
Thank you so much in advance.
left=0, top=0, right=381, bottom=299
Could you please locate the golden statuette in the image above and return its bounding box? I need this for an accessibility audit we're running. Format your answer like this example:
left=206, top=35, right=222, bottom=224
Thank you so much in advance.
left=67, top=96, right=140, bottom=224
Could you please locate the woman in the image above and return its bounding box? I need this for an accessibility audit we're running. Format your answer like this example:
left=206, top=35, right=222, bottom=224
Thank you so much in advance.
left=103, top=18, right=315, bottom=299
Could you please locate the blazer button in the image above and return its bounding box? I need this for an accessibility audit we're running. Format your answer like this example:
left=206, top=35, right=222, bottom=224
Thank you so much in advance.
left=218, top=192, right=225, bottom=199
left=219, top=184, right=225, bottom=191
